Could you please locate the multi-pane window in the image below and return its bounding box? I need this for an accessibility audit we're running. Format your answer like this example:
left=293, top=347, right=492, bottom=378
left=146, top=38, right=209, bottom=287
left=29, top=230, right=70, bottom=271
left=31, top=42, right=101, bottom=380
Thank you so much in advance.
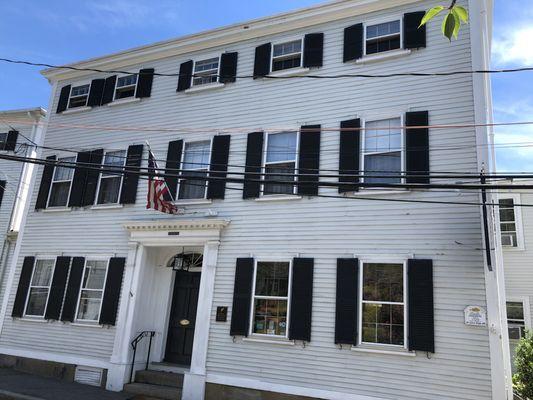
left=96, top=150, right=126, bottom=205
left=252, top=261, right=290, bottom=337
left=272, top=40, right=302, bottom=72
left=178, top=141, right=210, bottom=200
left=0, top=132, right=7, bottom=150
left=68, top=84, right=90, bottom=108
left=507, top=301, right=527, bottom=340
left=48, top=156, right=76, bottom=207
left=361, top=263, right=405, bottom=346
left=192, top=57, right=219, bottom=86
left=76, top=260, right=108, bottom=322
left=24, top=259, right=55, bottom=317
left=365, top=20, right=401, bottom=55
left=263, top=132, right=297, bottom=195
left=114, top=74, right=138, bottom=100
left=499, top=199, right=519, bottom=247
left=363, top=118, right=402, bottom=184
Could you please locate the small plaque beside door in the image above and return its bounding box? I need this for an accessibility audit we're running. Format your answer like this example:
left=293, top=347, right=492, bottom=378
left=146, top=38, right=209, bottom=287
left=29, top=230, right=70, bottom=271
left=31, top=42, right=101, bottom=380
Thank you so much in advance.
left=216, top=306, right=228, bottom=322
left=179, top=319, right=190, bottom=326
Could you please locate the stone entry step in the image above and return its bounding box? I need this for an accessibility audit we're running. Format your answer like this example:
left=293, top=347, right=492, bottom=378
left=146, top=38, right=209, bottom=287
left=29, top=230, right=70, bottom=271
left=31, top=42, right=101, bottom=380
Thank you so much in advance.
left=134, top=370, right=184, bottom=388
left=122, top=370, right=183, bottom=400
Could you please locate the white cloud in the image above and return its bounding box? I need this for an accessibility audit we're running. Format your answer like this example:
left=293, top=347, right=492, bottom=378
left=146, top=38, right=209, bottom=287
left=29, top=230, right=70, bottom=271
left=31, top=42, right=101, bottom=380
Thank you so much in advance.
left=492, top=26, right=533, bottom=66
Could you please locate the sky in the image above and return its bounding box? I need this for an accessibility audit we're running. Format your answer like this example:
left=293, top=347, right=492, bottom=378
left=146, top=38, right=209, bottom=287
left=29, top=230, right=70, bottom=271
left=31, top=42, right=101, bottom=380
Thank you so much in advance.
left=0, top=0, right=531, bottom=172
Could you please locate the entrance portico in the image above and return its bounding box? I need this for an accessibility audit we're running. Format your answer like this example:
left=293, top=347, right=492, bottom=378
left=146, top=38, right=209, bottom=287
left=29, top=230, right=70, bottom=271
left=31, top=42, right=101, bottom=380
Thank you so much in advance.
left=107, top=219, right=229, bottom=400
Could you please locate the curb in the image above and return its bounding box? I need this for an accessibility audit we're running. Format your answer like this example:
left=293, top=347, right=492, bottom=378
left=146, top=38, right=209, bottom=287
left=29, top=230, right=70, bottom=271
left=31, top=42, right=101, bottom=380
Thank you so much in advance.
left=0, top=390, right=44, bottom=400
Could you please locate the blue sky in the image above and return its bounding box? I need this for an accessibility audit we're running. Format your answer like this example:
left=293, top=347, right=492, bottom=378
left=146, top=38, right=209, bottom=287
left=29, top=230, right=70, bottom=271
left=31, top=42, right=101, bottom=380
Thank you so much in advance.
left=0, top=0, right=531, bottom=172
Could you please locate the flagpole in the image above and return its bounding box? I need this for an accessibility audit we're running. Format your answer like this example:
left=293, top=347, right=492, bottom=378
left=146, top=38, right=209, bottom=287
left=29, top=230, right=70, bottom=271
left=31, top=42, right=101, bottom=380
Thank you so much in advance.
left=145, top=140, right=177, bottom=203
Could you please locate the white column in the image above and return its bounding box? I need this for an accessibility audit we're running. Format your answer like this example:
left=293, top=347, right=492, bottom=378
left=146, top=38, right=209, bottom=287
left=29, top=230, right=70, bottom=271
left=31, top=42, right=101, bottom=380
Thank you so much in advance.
left=182, top=240, right=220, bottom=400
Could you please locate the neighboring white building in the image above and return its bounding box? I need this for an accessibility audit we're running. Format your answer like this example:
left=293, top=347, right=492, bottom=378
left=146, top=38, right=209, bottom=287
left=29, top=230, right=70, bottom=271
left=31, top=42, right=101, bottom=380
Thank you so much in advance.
left=0, top=1, right=512, bottom=400
left=0, top=108, right=46, bottom=306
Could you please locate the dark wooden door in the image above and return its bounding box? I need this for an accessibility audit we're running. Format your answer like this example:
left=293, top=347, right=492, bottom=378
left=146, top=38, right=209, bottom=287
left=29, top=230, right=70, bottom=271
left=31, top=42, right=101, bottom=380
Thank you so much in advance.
left=164, top=270, right=201, bottom=365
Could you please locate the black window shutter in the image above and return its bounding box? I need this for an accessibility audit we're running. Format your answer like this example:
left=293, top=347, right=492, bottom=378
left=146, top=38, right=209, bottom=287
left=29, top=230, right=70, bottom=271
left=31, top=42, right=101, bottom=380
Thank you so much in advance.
left=87, top=79, right=105, bottom=107
left=101, top=76, right=117, bottom=105
left=0, top=180, right=5, bottom=207
left=165, top=140, right=183, bottom=199
left=243, top=132, right=264, bottom=199
left=303, top=33, right=324, bottom=68
left=44, top=256, right=71, bottom=320
left=207, top=135, right=231, bottom=199
left=177, top=61, right=193, bottom=92
left=298, top=125, right=321, bottom=196
left=230, top=258, right=254, bottom=336
left=68, top=151, right=91, bottom=208
left=335, top=258, right=359, bottom=345
left=35, top=155, right=57, bottom=210
left=82, top=149, right=104, bottom=206
left=339, top=119, right=361, bottom=193
left=120, top=144, right=143, bottom=205
left=405, top=111, right=430, bottom=184
left=99, top=257, right=126, bottom=326
left=56, top=85, right=71, bottom=113
left=253, top=43, right=271, bottom=78
left=343, top=23, right=363, bottom=62
left=5, top=130, right=19, bottom=151
left=12, top=256, right=35, bottom=317
left=220, top=53, right=238, bottom=84
left=289, top=258, right=314, bottom=342
left=136, top=68, right=155, bottom=98
left=408, top=259, right=434, bottom=353
left=60, top=257, right=85, bottom=322
left=404, top=12, right=427, bottom=49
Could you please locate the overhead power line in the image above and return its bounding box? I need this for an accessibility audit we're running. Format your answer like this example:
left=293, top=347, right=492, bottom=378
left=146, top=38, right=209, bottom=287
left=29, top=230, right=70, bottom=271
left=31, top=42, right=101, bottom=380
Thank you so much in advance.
left=1, top=57, right=533, bottom=79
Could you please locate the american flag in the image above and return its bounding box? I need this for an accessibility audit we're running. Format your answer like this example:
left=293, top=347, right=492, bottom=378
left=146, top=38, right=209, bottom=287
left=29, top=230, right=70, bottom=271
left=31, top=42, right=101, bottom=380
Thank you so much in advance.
left=146, top=149, right=181, bottom=215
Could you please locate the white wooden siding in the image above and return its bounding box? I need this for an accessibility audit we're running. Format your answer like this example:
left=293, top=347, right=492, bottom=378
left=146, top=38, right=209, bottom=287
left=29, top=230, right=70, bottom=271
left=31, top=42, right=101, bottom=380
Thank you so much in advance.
left=0, top=0, right=495, bottom=398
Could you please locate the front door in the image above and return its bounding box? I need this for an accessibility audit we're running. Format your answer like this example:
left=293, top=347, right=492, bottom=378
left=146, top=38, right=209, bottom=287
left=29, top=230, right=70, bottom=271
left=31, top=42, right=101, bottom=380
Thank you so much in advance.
left=164, top=270, right=201, bottom=365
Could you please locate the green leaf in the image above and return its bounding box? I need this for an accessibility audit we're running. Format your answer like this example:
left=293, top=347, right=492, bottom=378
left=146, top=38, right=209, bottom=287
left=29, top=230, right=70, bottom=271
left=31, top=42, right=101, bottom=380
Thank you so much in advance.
left=452, top=5, right=469, bottom=23
left=450, top=10, right=461, bottom=38
left=441, top=12, right=457, bottom=41
left=419, top=5, right=445, bottom=27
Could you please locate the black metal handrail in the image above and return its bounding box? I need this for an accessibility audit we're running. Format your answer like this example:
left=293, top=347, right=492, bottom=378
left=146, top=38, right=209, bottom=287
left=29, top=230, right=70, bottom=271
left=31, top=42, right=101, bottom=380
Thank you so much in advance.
left=129, top=330, right=156, bottom=383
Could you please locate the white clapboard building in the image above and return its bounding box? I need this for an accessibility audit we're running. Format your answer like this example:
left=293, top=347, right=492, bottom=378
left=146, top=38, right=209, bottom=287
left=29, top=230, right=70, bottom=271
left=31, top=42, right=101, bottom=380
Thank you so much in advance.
left=0, top=1, right=512, bottom=399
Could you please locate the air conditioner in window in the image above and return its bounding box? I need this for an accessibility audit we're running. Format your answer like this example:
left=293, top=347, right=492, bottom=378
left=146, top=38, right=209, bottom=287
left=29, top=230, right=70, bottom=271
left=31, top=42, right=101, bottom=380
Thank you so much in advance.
left=501, top=234, right=516, bottom=247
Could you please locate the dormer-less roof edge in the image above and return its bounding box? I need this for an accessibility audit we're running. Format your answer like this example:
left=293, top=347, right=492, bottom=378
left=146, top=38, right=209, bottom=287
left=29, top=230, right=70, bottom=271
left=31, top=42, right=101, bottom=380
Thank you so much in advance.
left=41, top=0, right=420, bottom=82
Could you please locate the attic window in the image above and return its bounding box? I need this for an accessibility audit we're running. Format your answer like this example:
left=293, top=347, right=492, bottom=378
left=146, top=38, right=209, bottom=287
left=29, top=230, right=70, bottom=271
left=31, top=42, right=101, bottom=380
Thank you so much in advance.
left=272, top=40, right=302, bottom=72
left=365, top=20, right=401, bottom=55
left=68, top=84, right=90, bottom=108
left=114, top=74, right=138, bottom=100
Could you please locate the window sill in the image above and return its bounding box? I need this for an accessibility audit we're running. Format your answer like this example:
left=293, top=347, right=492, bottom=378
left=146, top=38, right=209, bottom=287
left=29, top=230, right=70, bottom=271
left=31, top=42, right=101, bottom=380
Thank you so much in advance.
left=346, top=189, right=409, bottom=196
left=108, top=97, right=141, bottom=107
left=91, top=203, right=124, bottom=210
left=267, top=67, right=310, bottom=78
left=502, top=246, right=525, bottom=252
left=41, top=207, right=72, bottom=213
left=255, top=195, right=302, bottom=202
left=173, top=199, right=213, bottom=206
left=70, top=322, right=105, bottom=328
left=242, top=337, right=295, bottom=346
left=184, top=82, right=225, bottom=94
left=356, top=49, right=412, bottom=64
left=61, top=106, right=92, bottom=115
left=16, top=317, right=48, bottom=323
left=351, top=345, right=415, bottom=357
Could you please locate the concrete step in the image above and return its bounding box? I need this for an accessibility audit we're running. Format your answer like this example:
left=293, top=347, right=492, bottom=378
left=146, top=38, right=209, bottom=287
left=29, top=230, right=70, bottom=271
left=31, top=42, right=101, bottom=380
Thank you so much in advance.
left=123, top=383, right=181, bottom=400
left=135, top=370, right=183, bottom=388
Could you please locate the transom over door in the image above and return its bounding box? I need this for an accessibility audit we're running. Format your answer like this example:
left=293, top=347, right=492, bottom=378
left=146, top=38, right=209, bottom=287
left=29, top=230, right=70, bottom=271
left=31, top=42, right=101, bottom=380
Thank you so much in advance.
left=165, top=270, right=201, bottom=365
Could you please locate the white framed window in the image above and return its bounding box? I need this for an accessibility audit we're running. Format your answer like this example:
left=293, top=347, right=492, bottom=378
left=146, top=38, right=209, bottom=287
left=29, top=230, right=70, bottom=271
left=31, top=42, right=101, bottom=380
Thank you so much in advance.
left=24, top=259, right=55, bottom=317
left=262, top=131, right=299, bottom=196
left=271, top=39, right=303, bottom=72
left=365, top=19, right=402, bottom=56
left=192, top=57, right=220, bottom=86
left=359, top=261, right=406, bottom=347
left=96, top=150, right=126, bottom=205
left=362, top=117, right=404, bottom=185
left=114, top=74, right=138, bottom=100
left=47, top=156, right=76, bottom=207
left=178, top=140, right=211, bottom=200
left=250, top=260, right=292, bottom=338
left=499, top=196, right=524, bottom=249
left=75, top=259, right=109, bottom=322
left=506, top=299, right=531, bottom=340
left=68, top=84, right=91, bottom=109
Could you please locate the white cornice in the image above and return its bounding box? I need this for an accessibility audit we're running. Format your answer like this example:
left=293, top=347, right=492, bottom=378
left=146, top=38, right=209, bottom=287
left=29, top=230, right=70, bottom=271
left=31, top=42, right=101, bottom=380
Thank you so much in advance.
left=123, top=219, right=230, bottom=232
left=42, top=0, right=421, bottom=82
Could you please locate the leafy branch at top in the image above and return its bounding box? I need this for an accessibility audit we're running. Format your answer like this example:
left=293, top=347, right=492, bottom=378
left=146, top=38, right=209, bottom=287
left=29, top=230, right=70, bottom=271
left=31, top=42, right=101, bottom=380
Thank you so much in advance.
left=420, top=1, right=469, bottom=41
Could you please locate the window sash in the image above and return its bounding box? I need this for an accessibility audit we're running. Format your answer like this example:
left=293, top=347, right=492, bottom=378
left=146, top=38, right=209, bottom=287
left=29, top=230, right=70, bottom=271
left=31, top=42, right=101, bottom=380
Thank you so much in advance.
left=271, top=40, right=303, bottom=72
left=177, top=140, right=211, bottom=200
left=75, top=260, right=109, bottom=322
left=262, top=132, right=298, bottom=196
left=499, top=198, right=520, bottom=247
left=48, top=157, right=76, bottom=207
left=192, top=57, right=220, bottom=86
left=96, top=151, right=126, bottom=205
left=68, top=84, right=90, bottom=108
left=24, top=259, right=55, bottom=317
left=364, top=20, right=402, bottom=55
left=114, top=75, right=138, bottom=100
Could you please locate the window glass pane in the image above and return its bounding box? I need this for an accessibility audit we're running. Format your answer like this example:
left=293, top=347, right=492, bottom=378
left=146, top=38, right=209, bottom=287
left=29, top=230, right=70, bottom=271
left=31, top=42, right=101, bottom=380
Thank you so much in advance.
left=362, top=303, right=404, bottom=345
left=367, top=21, right=400, bottom=39
left=48, top=182, right=71, bottom=207
left=178, top=170, right=208, bottom=199
left=273, top=40, right=302, bottom=57
left=364, top=119, right=401, bottom=153
left=117, top=75, right=137, bottom=87
left=194, top=58, right=219, bottom=73
left=364, top=152, right=401, bottom=184
left=499, top=198, right=514, bottom=207
left=363, top=263, right=403, bottom=302
left=264, top=162, right=295, bottom=195
left=26, top=288, right=48, bottom=316
left=272, top=56, right=302, bottom=72
left=77, top=290, right=103, bottom=321
left=253, top=299, right=287, bottom=336
left=366, top=36, right=400, bottom=55
left=71, top=84, right=90, bottom=97
left=0, top=132, right=7, bottom=148
left=501, top=223, right=517, bottom=232
left=182, top=141, right=210, bottom=169
left=97, top=177, right=122, bottom=204
left=31, top=260, right=54, bottom=286
left=501, top=234, right=516, bottom=247
left=255, top=262, right=289, bottom=296
left=507, top=302, right=525, bottom=320
left=499, top=208, right=516, bottom=222
left=266, top=132, right=297, bottom=163
left=53, top=157, right=76, bottom=181
left=102, top=150, right=126, bottom=175
left=82, top=261, right=107, bottom=290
